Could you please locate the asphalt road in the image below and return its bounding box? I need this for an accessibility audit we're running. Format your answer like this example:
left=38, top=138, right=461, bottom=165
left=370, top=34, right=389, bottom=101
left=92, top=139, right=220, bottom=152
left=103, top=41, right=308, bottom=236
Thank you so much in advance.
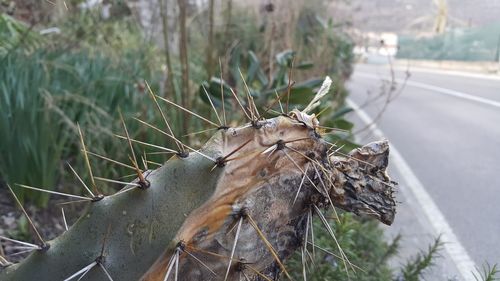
left=346, top=63, right=500, bottom=279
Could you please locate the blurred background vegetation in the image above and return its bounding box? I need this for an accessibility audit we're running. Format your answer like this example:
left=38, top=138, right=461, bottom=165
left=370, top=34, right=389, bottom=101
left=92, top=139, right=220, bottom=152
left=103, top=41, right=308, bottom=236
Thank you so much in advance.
left=398, top=22, right=500, bottom=61
left=0, top=0, right=458, bottom=280
left=0, top=0, right=355, bottom=206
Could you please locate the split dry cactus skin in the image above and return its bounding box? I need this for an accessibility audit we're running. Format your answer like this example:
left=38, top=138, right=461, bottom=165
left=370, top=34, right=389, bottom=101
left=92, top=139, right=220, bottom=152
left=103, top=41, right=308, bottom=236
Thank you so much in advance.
left=0, top=79, right=396, bottom=281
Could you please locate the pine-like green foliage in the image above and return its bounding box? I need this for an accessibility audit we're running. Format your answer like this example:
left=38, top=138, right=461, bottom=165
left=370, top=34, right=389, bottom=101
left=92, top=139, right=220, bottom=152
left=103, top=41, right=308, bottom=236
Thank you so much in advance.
left=397, top=236, right=444, bottom=281
left=288, top=213, right=396, bottom=280
left=474, top=264, right=499, bottom=281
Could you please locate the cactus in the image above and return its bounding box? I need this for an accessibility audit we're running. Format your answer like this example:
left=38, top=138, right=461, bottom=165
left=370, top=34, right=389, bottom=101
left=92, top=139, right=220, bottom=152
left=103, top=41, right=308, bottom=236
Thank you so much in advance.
left=0, top=78, right=396, bottom=281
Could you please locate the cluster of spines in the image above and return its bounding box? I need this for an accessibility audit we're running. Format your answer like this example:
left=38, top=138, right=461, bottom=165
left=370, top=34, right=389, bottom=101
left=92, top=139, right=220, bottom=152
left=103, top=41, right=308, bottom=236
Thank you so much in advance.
left=0, top=74, right=376, bottom=281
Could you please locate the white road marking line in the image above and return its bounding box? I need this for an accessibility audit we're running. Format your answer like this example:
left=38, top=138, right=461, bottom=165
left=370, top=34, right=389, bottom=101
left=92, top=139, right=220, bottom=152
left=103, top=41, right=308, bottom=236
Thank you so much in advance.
left=355, top=72, right=500, bottom=109
left=346, top=98, right=478, bottom=281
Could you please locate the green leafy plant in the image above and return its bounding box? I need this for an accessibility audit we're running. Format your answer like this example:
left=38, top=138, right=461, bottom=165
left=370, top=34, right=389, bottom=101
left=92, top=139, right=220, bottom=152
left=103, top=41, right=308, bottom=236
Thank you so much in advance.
left=200, top=48, right=356, bottom=152
left=200, top=49, right=323, bottom=112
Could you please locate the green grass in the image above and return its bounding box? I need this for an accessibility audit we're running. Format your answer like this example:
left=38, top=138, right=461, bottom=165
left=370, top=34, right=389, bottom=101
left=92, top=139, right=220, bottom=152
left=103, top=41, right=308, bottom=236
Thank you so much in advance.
left=0, top=48, right=170, bottom=206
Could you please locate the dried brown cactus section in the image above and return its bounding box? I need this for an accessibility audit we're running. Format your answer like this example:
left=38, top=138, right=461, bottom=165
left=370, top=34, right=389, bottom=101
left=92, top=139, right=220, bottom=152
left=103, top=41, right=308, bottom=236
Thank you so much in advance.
left=142, top=114, right=396, bottom=281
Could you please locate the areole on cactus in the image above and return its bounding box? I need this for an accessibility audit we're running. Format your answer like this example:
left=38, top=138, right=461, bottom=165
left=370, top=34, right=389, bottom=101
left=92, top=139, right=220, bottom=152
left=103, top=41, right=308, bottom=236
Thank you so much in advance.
left=0, top=77, right=396, bottom=281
